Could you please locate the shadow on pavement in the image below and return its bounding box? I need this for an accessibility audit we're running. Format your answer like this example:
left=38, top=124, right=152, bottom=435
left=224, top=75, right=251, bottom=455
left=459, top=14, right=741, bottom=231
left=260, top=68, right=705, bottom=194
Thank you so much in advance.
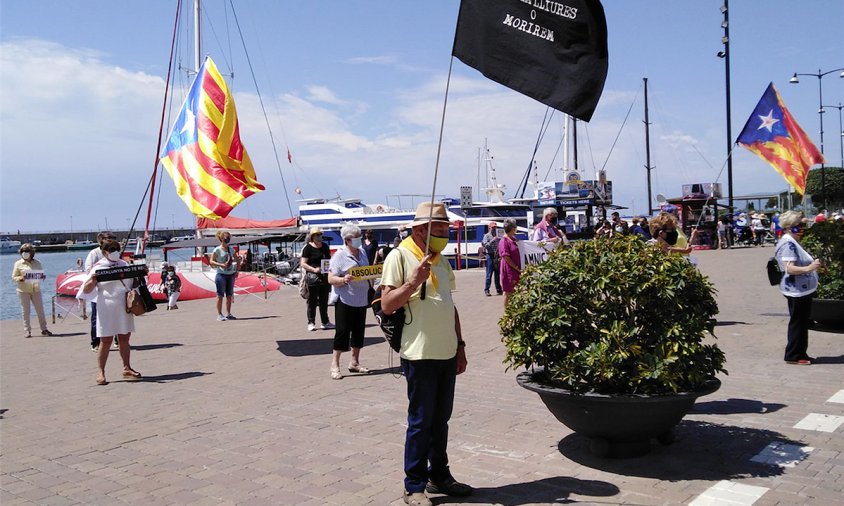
left=139, top=371, right=211, bottom=383
left=557, top=420, right=800, bottom=480
left=441, top=476, right=619, bottom=505
left=692, top=398, right=786, bottom=415
left=226, top=316, right=279, bottom=321
left=46, top=332, right=87, bottom=338
left=811, top=325, right=844, bottom=335
left=812, top=354, right=844, bottom=364
left=276, top=337, right=385, bottom=357
left=714, top=321, right=748, bottom=326
left=131, top=343, right=184, bottom=351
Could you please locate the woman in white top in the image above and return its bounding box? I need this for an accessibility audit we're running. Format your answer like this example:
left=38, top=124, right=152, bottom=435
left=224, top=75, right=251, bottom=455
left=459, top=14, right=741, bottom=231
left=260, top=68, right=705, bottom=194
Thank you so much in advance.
left=82, top=239, right=141, bottom=385
left=774, top=211, right=822, bottom=365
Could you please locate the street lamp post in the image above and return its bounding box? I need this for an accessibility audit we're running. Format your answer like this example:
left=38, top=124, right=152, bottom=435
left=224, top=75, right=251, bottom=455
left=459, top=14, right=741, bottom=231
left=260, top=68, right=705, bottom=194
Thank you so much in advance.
left=789, top=67, right=844, bottom=209
left=717, top=2, right=733, bottom=212
left=821, top=102, right=844, bottom=170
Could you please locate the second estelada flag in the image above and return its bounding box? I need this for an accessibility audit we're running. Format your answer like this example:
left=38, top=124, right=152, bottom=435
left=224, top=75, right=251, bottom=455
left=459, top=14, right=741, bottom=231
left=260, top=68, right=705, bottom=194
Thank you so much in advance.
left=160, top=56, right=265, bottom=219
left=452, top=0, right=608, bottom=122
left=736, top=82, right=824, bottom=194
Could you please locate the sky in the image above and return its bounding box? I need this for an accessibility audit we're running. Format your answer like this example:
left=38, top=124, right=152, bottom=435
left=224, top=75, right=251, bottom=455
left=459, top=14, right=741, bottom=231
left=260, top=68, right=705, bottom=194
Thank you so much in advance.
left=1, top=0, right=843, bottom=234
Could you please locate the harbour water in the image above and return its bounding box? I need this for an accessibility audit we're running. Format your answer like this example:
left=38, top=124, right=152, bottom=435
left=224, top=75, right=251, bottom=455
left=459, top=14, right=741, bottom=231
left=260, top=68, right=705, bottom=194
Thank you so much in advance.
left=0, top=247, right=196, bottom=321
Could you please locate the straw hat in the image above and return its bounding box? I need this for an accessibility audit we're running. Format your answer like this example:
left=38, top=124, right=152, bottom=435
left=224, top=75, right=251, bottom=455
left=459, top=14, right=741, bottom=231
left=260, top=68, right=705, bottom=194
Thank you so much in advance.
left=408, top=201, right=451, bottom=228
left=308, top=227, right=324, bottom=238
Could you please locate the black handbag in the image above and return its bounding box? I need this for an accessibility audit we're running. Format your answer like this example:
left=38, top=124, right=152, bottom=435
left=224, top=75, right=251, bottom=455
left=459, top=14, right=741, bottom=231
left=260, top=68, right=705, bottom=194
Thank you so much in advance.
left=371, top=252, right=406, bottom=352
left=372, top=289, right=405, bottom=352
left=305, top=271, right=322, bottom=286
left=137, top=283, right=157, bottom=312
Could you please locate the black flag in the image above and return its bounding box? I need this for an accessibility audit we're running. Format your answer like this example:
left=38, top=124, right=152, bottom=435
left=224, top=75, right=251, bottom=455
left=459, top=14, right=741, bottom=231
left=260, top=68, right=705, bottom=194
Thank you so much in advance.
left=452, top=0, right=608, bottom=122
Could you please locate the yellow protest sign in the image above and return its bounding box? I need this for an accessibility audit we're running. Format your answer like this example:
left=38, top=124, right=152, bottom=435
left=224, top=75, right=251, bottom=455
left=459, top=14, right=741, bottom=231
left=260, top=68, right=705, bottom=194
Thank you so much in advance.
left=348, top=264, right=382, bottom=280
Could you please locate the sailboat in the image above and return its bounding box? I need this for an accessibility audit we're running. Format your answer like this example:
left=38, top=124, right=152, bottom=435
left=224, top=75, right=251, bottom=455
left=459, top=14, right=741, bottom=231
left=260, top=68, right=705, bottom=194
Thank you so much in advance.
left=56, top=0, right=288, bottom=301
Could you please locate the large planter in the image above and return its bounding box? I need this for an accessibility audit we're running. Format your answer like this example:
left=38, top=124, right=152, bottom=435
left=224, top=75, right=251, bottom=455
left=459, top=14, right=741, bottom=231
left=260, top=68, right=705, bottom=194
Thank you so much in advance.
left=810, top=299, right=844, bottom=329
left=517, top=371, right=721, bottom=457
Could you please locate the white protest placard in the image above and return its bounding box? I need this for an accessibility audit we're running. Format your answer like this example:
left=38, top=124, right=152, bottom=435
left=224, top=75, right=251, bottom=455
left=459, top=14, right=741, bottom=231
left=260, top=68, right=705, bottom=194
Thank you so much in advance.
left=23, top=270, right=46, bottom=284
left=518, top=240, right=557, bottom=268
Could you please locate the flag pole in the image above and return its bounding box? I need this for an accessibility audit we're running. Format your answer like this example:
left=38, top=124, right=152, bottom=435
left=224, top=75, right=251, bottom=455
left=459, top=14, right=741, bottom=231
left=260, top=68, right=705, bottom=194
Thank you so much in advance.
left=424, top=55, right=457, bottom=253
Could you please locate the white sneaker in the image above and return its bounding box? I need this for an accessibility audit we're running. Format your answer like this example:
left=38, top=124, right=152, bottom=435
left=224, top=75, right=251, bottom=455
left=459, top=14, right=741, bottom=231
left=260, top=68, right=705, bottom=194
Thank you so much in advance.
left=217, top=314, right=227, bottom=322
left=322, top=322, right=335, bottom=330
left=112, top=340, right=119, bottom=349
left=307, top=323, right=316, bottom=331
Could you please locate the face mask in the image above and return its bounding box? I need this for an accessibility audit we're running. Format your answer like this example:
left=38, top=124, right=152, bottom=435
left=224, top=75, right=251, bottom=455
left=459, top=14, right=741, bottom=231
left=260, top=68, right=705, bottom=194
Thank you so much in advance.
left=401, top=230, right=409, bottom=238
left=350, top=237, right=362, bottom=248
left=664, top=230, right=679, bottom=245
left=223, top=238, right=230, bottom=244
left=107, top=251, right=120, bottom=261
left=791, top=226, right=803, bottom=234
left=21, top=252, right=32, bottom=260
left=428, top=235, right=449, bottom=253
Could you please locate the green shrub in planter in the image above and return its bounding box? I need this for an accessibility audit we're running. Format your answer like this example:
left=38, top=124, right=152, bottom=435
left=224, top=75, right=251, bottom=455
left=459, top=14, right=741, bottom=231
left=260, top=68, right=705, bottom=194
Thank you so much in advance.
left=500, top=235, right=726, bottom=395
left=801, top=220, right=844, bottom=300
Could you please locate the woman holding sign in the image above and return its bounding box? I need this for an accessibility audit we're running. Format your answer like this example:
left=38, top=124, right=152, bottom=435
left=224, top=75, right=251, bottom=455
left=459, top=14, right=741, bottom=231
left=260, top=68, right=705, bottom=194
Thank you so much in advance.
left=82, top=239, right=141, bottom=385
left=327, top=224, right=371, bottom=380
left=11, top=243, right=52, bottom=338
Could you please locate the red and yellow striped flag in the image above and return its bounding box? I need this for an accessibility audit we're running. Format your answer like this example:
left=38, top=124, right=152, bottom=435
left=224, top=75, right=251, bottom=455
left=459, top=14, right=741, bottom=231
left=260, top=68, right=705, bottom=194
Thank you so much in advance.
left=160, top=57, right=264, bottom=219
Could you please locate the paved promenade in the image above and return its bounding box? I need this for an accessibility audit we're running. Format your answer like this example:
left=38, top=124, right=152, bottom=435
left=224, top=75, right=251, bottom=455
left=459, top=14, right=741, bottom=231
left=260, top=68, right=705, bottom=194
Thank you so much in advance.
left=2, top=245, right=843, bottom=505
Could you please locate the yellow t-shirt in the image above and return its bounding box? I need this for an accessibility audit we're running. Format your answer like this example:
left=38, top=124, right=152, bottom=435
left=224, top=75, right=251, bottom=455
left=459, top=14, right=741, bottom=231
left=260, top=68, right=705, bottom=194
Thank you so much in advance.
left=675, top=231, right=690, bottom=255
left=380, top=246, right=457, bottom=360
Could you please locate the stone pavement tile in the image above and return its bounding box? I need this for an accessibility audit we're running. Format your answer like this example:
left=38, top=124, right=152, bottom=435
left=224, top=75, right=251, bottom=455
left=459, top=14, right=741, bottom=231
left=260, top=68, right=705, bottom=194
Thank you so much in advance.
left=4, top=246, right=844, bottom=505
left=37, top=494, right=81, bottom=506
left=0, top=495, right=37, bottom=506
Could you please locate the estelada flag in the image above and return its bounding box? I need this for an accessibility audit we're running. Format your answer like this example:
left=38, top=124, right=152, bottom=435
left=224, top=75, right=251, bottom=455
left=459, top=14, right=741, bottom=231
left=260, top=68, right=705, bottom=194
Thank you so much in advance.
left=452, top=0, right=608, bottom=122
left=160, top=57, right=265, bottom=219
left=736, top=82, right=824, bottom=194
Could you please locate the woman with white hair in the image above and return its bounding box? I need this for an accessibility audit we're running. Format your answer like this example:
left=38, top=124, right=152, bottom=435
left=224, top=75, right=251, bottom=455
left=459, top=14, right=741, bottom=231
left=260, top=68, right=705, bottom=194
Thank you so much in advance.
left=774, top=211, right=822, bottom=365
left=532, top=207, right=566, bottom=244
left=327, top=224, right=371, bottom=379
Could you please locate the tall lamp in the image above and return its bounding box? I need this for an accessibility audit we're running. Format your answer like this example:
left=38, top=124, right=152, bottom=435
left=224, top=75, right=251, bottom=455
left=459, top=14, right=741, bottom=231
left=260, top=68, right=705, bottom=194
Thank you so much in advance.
left=788, top=68, right=844, bottom=209
left=717, top=2, right=733, bottom=212
left=821, top=102, right=844, bottom=170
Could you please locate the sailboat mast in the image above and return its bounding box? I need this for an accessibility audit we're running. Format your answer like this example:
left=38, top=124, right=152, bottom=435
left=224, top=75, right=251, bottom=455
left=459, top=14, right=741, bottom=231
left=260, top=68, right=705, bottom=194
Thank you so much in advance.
left=572, top=117, right=579, bottom=174
left=644, top=77, right=653, bottom=215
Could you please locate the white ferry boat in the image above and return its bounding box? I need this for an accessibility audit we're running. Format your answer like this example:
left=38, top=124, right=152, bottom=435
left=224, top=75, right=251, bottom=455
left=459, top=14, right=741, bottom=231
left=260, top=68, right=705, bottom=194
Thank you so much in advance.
left=298, top=190, right=532, bottom=267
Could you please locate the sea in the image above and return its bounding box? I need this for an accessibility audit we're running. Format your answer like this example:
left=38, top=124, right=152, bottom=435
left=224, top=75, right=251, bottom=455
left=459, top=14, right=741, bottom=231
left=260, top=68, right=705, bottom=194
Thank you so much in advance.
left=0, top=247, right=197, bottom=321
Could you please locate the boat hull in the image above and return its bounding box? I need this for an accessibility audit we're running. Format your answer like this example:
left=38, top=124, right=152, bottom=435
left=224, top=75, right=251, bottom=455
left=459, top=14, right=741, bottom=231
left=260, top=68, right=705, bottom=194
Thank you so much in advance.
left=55, top=270, right=284, bottom=302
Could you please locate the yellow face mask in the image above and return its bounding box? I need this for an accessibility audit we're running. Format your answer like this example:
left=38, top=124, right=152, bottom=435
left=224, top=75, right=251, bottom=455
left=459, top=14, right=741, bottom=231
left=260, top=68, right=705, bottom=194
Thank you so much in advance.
left=428, top=235, right=449, bottom=253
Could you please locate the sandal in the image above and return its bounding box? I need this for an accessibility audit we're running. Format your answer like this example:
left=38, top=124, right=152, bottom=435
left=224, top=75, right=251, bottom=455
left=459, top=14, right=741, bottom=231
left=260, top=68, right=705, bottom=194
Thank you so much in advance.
left=348, top=364, right=370, bottom=374
left=329, top=367, right=343, bottom=380
left=122, top=369, right=142, bottom=380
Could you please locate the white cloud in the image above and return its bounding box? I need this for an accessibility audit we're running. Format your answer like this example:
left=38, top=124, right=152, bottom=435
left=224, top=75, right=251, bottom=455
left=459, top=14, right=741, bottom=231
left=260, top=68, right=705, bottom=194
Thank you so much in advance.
left=0, top=37, right=798, bottom=233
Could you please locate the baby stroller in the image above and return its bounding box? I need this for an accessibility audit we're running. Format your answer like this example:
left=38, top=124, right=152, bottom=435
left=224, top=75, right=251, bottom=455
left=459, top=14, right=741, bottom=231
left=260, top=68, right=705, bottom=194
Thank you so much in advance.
left=733, top=223, right=755, bottom=247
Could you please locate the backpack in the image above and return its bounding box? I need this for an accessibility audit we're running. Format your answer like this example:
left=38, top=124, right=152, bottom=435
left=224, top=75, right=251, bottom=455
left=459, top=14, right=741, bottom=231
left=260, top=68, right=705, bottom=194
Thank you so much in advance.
left=766, top=256, right=783, bottom=286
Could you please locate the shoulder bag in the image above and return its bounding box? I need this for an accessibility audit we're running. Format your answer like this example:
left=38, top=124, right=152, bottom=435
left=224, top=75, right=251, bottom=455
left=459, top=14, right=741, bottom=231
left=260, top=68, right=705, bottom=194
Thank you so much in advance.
left=371, top=251, right=406, bottom=352
left=298, top=275, right=309, bottom=299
